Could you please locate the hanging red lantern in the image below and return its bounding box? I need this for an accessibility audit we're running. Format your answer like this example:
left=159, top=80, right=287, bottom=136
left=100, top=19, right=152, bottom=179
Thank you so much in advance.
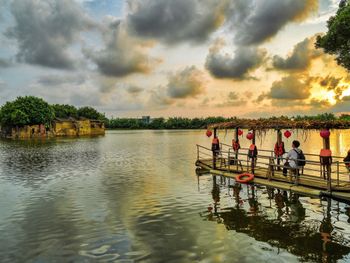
left=238, top=129, right=243, bottom=136
left=206, top=130, right=212, bottom=137
left=246, top=132, right=254, bottom=140
left=320, top=129, right=330, bottom=138
left=284, top=130, right=291, bottom=138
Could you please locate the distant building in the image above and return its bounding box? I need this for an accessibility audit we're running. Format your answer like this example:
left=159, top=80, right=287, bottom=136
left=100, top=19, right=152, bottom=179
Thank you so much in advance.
left=0, top=118, right=105, bottom=139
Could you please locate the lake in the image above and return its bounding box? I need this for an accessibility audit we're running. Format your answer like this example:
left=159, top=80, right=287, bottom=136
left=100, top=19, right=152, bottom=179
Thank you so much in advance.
left=1, top=130, right=350, bottom=262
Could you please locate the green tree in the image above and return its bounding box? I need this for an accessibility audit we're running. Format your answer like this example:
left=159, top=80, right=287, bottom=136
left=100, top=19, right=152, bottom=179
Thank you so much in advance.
left=316, top=0, right=350, bottom=71
left=77, top=106, right=107, bottom=122
left=52, top=104, right=78, bottom=118
left=148, top=118, right=165, bottom=129
left=0, top=96, right=54, bottom=126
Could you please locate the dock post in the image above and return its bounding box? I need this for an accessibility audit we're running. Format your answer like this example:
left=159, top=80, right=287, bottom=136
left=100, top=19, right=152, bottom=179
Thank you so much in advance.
left=213, top=128, right=217, bottom=169
left=251, top=130, right=256, bottom=174
left=337, top=161, right=339, bottom=186
left=276, top=129, right=282, bottom=170
left=228, top=149, right=231, bottom=173
left=235, top=127, right=239, bottom=170
left=321, top=130, right=332, bottom=191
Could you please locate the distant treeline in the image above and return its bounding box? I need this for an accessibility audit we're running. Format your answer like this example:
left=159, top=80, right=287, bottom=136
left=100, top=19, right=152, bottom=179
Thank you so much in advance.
left=106, top=117, right=232, bottom=129
left=106, top=113, right=350, bottom=129
left=2, top=96, right=350, bottom=129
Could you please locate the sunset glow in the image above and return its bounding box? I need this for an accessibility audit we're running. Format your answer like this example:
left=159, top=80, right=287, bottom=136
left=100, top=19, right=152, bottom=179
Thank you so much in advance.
left=0, top=0, right=348, bottom=118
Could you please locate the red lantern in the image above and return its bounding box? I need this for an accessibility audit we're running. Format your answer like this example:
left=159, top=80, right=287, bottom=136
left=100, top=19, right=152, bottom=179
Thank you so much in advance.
left=246, top=132, right=254, bottom=140
left=206, top=130, right=212, bottom=137
left=320, top=129, right=330, bottom=138
left=284, top=130, right=291, bottom=138
left=238, top=129, right=243, bottom=136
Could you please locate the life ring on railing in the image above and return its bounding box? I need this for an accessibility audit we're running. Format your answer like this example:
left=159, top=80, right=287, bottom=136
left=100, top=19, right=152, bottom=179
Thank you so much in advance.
left=235, top=173, right=254, bottom=183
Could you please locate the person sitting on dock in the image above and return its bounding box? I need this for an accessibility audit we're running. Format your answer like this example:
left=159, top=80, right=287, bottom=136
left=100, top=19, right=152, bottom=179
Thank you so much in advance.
left=343, top=150, right=350, bottom=171
left=283, top=140, right=303, bottom=177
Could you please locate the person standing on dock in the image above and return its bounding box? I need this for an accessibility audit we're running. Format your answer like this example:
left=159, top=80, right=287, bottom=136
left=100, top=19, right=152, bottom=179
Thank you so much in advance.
left=211, top=135, right=220, bottom=157
left=283, top=140, right=302, bottom=176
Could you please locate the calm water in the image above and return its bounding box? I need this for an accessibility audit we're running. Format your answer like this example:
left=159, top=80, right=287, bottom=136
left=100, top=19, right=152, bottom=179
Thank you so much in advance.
left=1, top=130, right=350, bottom=262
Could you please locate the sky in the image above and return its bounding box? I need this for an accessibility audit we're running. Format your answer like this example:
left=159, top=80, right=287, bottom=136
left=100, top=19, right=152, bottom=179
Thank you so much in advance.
left=0, top=0, right=349, bottom=118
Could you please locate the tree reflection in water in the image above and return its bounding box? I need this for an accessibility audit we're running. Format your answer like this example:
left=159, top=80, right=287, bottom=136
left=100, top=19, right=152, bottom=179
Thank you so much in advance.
left=199, top=176, right=350, bottom=262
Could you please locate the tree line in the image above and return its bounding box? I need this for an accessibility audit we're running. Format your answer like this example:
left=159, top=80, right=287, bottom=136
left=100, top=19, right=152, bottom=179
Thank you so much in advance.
left=107, top=113, right=350, bottom=129
left=1, top=96, right=350, bottom=129
left=107, top=117, right=232, bottom=129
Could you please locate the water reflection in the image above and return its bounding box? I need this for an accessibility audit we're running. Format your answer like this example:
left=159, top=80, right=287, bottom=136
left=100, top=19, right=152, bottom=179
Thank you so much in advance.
left=200, top=176, right=350, bottom=262
left=1, top=130, right=350, bottom=262
left=0, top=137, right=102, bottom=186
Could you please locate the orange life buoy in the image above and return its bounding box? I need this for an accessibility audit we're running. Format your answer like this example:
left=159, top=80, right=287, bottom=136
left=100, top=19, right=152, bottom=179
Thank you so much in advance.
left=235, top=173, right=254, bottom=183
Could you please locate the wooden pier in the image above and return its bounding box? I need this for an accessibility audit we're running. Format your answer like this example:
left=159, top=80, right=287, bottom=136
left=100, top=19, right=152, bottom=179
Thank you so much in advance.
left=196, top=144, right=350, bottom=202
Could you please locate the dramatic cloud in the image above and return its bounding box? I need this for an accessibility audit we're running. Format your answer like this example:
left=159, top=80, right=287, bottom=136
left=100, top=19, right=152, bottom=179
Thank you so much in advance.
left=148, top=87, right=174, bottom=108
left=319, top=75, right=342, bottom=90
left=0, top=79, right=7, bottom=90
left=206, top=40, right=266, bottom=79
left=0, top=58, right=12, bottom=68
left=38, top=74, right=86, bottom=86
left=127, top=85, right=143, bottom=95
left=268, top=74, right=312, bottom=100
left=216, top=91, right=247, bottom=107
left=126, top=0, right=227, bottom=44
left=272, top=36, right=322, bottom=70
left=147, top=66, right=206, bottom=108
left=167, top=66, right=205, bottom=98
left=84, top=21, right=157, bottom=77
left=6, top=0, right=94, bottom=69
left=228, top=0, right=318, bottom=45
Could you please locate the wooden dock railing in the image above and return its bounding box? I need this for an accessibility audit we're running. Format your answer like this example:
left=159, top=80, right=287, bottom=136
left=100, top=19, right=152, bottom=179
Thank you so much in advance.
left=196, top=143, right=350, bottom=191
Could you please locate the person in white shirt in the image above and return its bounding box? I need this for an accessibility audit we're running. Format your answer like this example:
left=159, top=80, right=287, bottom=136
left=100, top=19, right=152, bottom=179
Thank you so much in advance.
left=283, top=140, right=301, bottom=176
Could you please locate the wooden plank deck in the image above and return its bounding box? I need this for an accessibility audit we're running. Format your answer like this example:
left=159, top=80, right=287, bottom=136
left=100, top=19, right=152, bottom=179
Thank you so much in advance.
left=196, top=158, right=350, bottom=202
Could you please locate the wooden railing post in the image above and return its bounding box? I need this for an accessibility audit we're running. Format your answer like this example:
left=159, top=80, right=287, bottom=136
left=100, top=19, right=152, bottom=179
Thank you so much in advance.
left=197, top=144, right=199, bottom=161
left=228, top=148, right=231, bottom=172
left=235, top=127, right=239, bottom=161
left=276, top=129, right=282, bottom=170
left=337, top=161, right=340, bottom=186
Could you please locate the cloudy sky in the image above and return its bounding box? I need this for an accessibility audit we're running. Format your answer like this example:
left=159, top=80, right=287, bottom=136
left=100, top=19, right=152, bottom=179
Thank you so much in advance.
left=0, top=0, right=349, bottom=118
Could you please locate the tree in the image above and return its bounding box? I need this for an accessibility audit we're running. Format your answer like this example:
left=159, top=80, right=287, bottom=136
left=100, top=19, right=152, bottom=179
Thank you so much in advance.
left=316, top=0, right=350, bottom=71
left=77, top=106, right=107, bottom=122
left=52, top=104, right=78, bottom=119
left=0, top=96, right=54, bottom=126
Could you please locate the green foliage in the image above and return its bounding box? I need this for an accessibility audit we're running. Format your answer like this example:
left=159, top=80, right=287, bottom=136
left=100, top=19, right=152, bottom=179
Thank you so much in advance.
left=0, top=96, right=54, bottom=126
left=52, top=104, right=78, bottom=118
left=107, top=116, right=236, bottom=129
left=339, top=114, right=350, bottom=120
left=316, top=1, right=350, bottom=71
left=293, top=113, right=336, bottom=121
left=107, top=114, right=345, bottom=130
left=77, top=106, right=107, bottom=122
